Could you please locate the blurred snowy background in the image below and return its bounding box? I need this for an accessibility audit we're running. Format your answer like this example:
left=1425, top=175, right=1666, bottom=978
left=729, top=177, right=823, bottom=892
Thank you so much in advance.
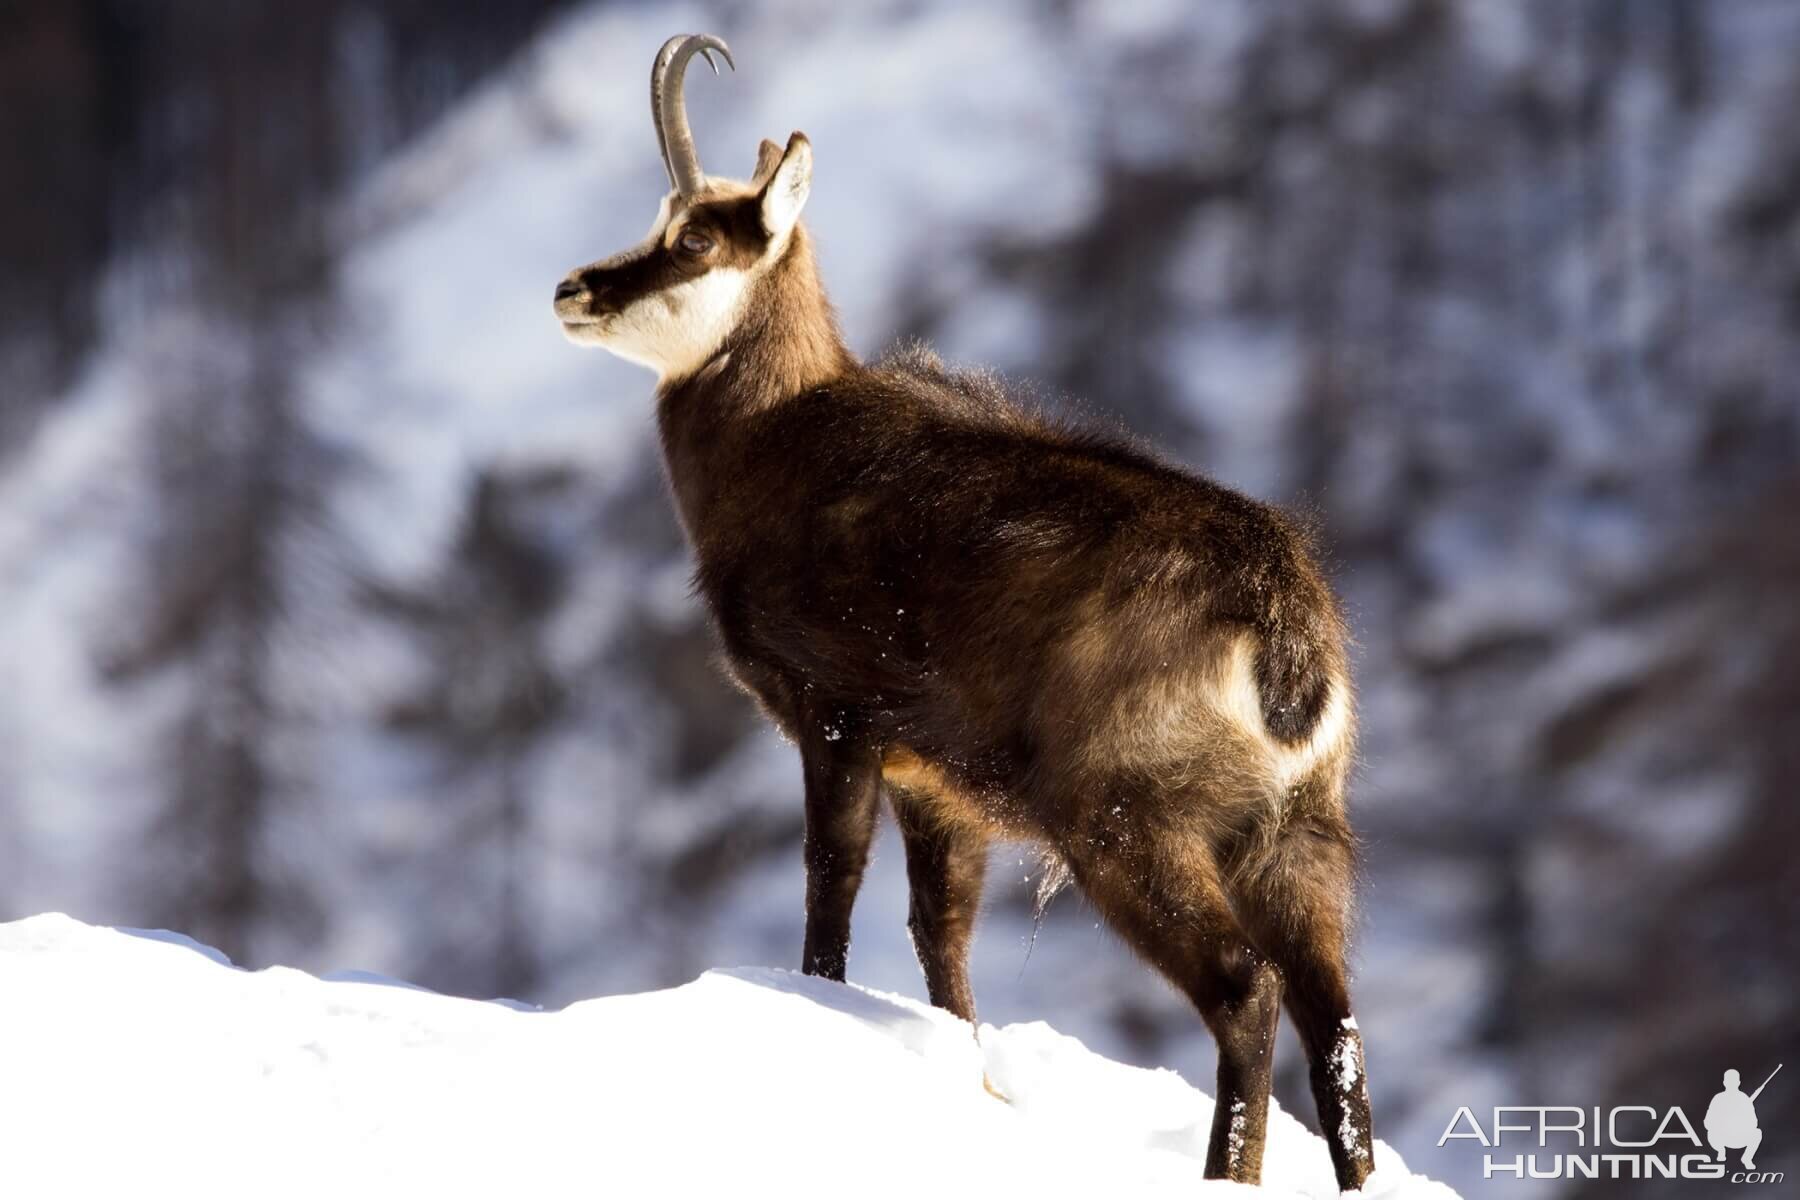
left=1, top=2, right=1796, bottom=1194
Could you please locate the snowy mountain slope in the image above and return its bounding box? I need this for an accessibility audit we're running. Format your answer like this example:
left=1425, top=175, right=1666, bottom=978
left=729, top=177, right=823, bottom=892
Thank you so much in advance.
left=0, top=914, right=1458, bottom=1199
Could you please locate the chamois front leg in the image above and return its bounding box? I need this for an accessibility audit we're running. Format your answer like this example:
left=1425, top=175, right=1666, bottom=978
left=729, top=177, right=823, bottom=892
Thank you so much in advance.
left=798, top=731, right=881, bottom=982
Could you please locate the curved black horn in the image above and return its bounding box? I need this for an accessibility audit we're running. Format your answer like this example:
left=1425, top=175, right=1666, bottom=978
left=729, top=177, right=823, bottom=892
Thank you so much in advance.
left=651, top=33, right=734, bottom=197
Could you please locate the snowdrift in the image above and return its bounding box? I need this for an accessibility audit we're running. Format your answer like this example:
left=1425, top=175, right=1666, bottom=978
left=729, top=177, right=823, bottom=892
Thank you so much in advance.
left=0, top=914, right=1458, bottom=1198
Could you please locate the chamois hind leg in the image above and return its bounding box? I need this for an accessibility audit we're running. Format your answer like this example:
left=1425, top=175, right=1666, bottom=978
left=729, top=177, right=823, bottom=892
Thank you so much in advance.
left=1063, top=814, right=1283, bottom=1185
left=892, top=790, right=988, bottom=1024
left=1232, top=800, right=1373, bottom=1193
left=798, top=736, right=882, bottom=981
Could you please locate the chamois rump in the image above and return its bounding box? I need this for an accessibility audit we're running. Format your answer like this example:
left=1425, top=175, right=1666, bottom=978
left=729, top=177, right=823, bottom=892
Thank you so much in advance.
left=554, top=34, right=1374, bottom=1190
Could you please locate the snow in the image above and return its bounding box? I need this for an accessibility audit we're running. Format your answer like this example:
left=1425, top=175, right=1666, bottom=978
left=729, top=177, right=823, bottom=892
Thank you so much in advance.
left=0, top=913, right=1459, bottom=1199
left=1334, top=1033, right=1362, bottom=1091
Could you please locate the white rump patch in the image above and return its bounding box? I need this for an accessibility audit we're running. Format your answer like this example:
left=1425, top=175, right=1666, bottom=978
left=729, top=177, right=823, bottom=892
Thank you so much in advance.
left=1215, top=633, right=1352, bottom=793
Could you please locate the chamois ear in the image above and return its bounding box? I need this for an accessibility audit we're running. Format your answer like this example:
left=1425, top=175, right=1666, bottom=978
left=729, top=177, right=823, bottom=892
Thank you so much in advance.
left=759, top=132, right=812, bottom=242
left=749, top=138, right=784, bottom=189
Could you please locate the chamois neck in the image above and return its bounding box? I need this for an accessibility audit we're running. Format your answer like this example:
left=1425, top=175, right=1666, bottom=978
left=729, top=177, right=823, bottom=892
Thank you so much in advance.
left=661, top=224, right=855, bottom=412
left=654, top=225, right=854, bottom=542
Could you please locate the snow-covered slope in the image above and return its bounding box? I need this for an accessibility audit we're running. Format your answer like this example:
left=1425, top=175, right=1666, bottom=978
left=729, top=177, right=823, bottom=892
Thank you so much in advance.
left=0, top=914, right=1457, bottom=1199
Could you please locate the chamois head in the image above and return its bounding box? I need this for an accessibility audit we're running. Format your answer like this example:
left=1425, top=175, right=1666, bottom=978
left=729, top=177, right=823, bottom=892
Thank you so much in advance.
left=553, top=34, right=814, bottom=382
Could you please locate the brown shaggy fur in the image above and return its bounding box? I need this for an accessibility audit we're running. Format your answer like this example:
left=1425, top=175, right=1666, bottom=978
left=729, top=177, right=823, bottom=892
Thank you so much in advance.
left=558, top=145, right=1375, bottom=1191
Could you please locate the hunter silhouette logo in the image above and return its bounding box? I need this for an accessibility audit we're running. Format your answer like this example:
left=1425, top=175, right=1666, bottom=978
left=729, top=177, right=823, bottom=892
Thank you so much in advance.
left=1708, top=1065, right=1779, bottom=1171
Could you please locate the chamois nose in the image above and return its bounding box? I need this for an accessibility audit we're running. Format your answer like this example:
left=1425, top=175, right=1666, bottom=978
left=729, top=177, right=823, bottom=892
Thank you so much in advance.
left=555, top=277, right=585, bottom=302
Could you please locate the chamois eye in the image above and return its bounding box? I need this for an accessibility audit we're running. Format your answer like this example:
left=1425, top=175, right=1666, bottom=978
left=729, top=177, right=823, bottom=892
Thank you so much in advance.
left=677, top=230, right=714, bottom=256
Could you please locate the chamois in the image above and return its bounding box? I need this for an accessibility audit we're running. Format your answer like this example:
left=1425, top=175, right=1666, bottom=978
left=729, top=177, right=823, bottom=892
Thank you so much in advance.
left=554, top=34, right=1374, bottom=1190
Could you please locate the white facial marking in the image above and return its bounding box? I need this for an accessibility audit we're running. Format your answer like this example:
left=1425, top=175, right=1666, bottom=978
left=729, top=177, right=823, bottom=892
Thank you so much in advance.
left=562, top=188, right=755, bottom=380
left=600, top=265, right=751, bottom=382
left=565, top=176, right=801, bottom=383
left=558, top=194, right=674, bottom=348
